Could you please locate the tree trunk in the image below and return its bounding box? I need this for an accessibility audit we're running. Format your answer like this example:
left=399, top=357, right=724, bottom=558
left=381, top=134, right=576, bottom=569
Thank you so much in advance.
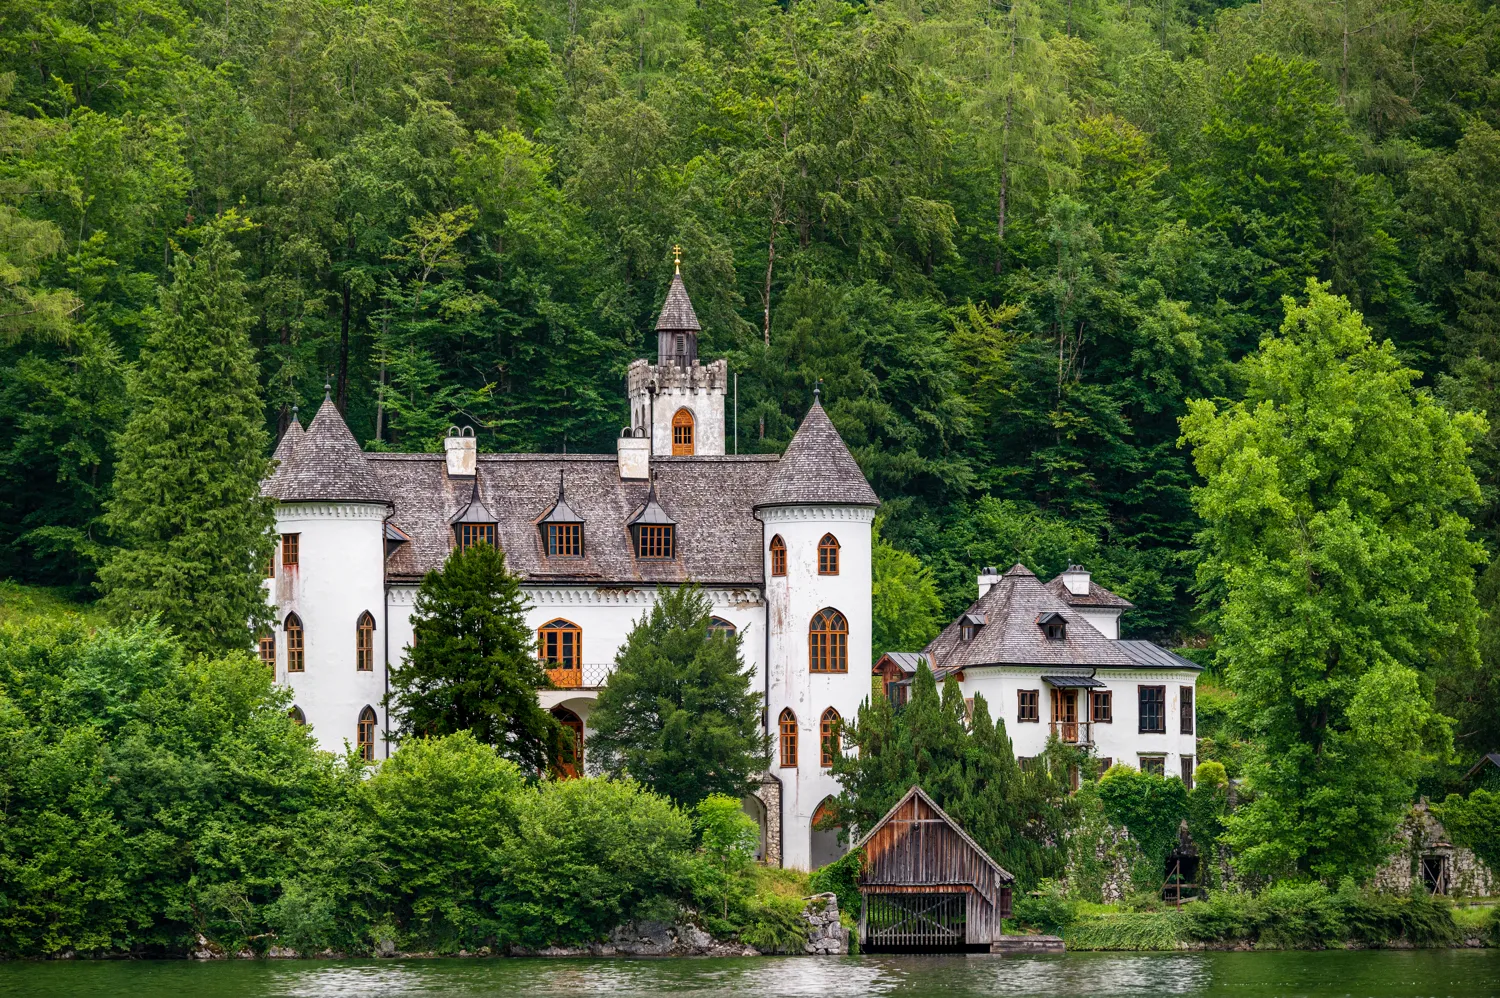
left=763, top=208, right=779, bottom=349
left=336, top=280, right=351, bottom=413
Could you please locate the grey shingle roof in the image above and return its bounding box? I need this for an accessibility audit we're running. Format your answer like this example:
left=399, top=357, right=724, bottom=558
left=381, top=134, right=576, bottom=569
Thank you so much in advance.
left=655, top=274, right=701, bottom=331
left=537, top=472, right=583, bottom=525
left=755, top=400, right=880, bottom=509
left=269, top=417, right=303, bottom=471
left=925, top=564, right=1136, bottom=671
left=263, top=399, right=388, bottom=504
left=374, top=453, right=778, bottom=584
left=1043, top=572, right=1134, bottom=609
left=1116, top=640, right=1203, bottom=671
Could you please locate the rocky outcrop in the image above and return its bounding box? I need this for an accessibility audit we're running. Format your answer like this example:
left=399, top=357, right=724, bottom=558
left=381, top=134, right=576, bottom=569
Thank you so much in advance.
left=508, top=920, right=758, bottom=958
left=801, top=893, right=848, bottom=955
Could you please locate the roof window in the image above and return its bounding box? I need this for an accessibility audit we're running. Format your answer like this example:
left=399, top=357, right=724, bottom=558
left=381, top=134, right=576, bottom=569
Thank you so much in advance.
left=1037, top=611, right=1066, bottom=641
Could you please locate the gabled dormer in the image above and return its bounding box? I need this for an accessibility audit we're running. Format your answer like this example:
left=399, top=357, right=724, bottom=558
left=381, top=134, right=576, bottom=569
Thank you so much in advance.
left=1037, top=611, right=1066, bottom=641
left=538, top=472, right=584, bottom=558
left=449, top=473, right=497, bottom=551
left=628, top=476, right=676, bottom=560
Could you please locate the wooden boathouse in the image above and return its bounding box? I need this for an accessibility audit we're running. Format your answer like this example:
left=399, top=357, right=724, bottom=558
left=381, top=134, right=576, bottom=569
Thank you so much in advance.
left=852, top=785, right=1015, bottom=951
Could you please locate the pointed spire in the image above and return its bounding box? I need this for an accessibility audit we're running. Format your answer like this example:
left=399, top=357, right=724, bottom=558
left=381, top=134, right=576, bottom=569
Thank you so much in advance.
left=449, top=465, right=497, bottom=525
left=655, top=273, right=701, bottom=332
left=755, top=397, right=879, bottom=509
left=628, top=470, right=676, bottom=526
left=263, top=396, right=387, bottom=504
left=324, top=377, right=332, bottom=403
left=538, top=469, right=583, bottom=525
left=673, top=243, right=682, bottom=275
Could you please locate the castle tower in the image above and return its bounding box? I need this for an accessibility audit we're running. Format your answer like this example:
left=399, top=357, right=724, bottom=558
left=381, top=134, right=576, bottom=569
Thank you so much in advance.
left=262, top=388, right=392, bottom=757
left=627, top=247, right=727, bottom=457
left=755, top=392, right=879, bottom=870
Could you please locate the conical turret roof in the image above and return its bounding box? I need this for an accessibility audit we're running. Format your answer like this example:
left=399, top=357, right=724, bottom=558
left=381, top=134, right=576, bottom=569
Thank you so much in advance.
left=655, top=273, right=701, bottom=331
left=263, top=397, right=388, bottom=504
left=755, top=397, right=879, bottom=508
left=270, top=412, right=304, bottom=468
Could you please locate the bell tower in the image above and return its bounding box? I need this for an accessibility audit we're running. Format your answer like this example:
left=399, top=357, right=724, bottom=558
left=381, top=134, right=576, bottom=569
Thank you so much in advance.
left=626, top=247, right=727, bottom=457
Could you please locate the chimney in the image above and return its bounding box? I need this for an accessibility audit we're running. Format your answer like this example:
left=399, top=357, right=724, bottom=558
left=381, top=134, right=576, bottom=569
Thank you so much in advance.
left=617, top=426, right=649, bottom=480
left=977, top=566, right=1001, bottom=599
left=1062, top=564, right=1091, bottom=596
left=444, top=425, right=476, bottom=477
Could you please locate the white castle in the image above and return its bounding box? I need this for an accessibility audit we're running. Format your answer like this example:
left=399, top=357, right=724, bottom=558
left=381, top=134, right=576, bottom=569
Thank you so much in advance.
left=260, top=262, right=875, bottom=869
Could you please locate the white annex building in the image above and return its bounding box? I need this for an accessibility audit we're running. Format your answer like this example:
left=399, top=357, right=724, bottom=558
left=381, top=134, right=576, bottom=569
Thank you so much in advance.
left=877, top=565, right=1201, bottom=786
left=260, top=264, right=877, bottom=870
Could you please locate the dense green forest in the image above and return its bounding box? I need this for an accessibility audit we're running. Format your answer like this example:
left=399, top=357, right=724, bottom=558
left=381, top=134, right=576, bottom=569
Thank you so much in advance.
left=3, top=0, right=1500, bottom=635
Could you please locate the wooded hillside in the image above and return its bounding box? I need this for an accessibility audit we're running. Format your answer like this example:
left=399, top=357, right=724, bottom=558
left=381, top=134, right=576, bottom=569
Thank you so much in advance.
left=3, top=0, right=1498, bottom=638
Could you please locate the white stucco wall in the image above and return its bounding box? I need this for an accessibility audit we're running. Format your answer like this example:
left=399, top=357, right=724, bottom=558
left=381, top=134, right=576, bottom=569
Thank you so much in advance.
left=957, top=666, right=1199, bottom=780
left=270, top=502, right=390, bottom=756
left=759, top=504, right=875, bottom=870
left=1077, top=608, right=1122, bottom=640
left=626, top=358, right=728, bottom=456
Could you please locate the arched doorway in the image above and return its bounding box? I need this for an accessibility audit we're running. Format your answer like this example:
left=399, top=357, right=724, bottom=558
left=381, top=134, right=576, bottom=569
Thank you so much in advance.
left=810, top=797, right=844, bottom=869
left=741, top=794, right=768, bottom=862
left=552, top=706, right=584, bottom=779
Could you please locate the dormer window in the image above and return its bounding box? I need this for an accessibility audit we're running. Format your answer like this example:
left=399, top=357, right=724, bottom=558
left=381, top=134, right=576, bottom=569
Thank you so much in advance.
left=960, top=613, right=986, bottom=642
left=628, top=477, right=676, bottom=560
left=538, top=472, right=585, bottom=558
left=449, top=473, right=498, bottom=552
left=1037, top=611, right=1066, bottom=641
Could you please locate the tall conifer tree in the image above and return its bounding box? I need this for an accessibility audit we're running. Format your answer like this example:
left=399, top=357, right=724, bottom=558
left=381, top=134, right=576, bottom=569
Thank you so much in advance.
left=98, top=214, right=276, bottom=654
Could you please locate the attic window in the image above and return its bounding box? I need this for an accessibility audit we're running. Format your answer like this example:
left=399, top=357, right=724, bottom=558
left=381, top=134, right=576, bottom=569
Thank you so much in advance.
left=1037, top=611, right=1066, bottom=641
left=449, top=474, right=498, bottom=552
left=457, top=523, right=496, bottom=551
left=960, top=613, right=986, bottom=642
left=628, top=477, right=676, bottom=561
left=538, top=473, right=585, bottom=558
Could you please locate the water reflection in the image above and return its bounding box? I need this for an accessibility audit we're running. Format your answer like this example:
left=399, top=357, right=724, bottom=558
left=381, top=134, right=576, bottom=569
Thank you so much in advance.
left=2, top=950, right=1498, bottom=998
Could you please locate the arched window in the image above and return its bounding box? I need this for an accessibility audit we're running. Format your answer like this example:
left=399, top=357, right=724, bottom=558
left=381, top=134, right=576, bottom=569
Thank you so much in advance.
left=818, top=534, right=840, bottom=575
left=289, top=706, right=305, bottom=725
left=779, top=708, right=798, bottom=768
left=552, top=706, right=584, bottom=780
left=539, top=618, right=582, bottom=687
left=285, top=613, right=305, bottom=672
left=820, top=708, right=842, bottom=768
left=671, top=408, right=695, bottom=456
left=257, top=631, right=275, bottom=667
left=708, top=616, right=737, bottom=637
left=808, top=609, right=849, bottom=673
left=769, top=535, right=787, bottom=577
left=356, top=611, right=376, bottom=671
left=357, top=706, right=377, bottom=761
left=810, top=797, right=844, bottom=869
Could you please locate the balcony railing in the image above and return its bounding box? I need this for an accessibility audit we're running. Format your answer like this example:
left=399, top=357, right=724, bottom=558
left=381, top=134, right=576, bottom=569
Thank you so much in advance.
left=1050, top=719, right=1093, bottom=746
left=545, top=662, right=615, bottom=690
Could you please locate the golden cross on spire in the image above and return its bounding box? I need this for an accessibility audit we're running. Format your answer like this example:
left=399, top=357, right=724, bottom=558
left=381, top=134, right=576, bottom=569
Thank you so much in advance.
left=672, top=244, right=682, bottom=274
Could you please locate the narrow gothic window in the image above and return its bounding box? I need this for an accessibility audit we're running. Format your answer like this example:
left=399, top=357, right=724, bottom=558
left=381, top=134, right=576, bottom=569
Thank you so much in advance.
left=357, top=706, right=378, bottom=761
left=539, top=619, right=582, bottom=687
left=808, top=609, right=849, bottom=673
left=779, top=708, right=798, bottom=768
left=552, top=706, right=584, bottom=779
left=285, top=613, right=305, bottom=672
left=671, top=408, right=695, bottom=456
left=818, top=534, right=840, bottom=575
left=635, top=524, right=674, bottom=559
left=258, top=632, right=275, bottom=667
left=769, top=535, right=787, bottom=576
left=281, top=533, right=300, bottom=567
left=820, top=708, right=841, bottom=768
left=356, top=612, right=376, bottom=671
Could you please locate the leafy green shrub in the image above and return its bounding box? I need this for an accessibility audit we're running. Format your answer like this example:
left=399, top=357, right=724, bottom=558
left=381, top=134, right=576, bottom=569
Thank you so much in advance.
left=739, top=894, right=808, bottom=953
left=1431, top=791, right=1500, bottom=872
left=1254, top=882, right=1346, bottom=948
left=1097, top=767, right=1188, bottom=887
left=807, top=848, right=862, bottom=918
left=490, top=777, right=693, bottom=948
left=1183, top=887, right=1254, bottom=941
left=1012, top=878, right=1077, bottom=933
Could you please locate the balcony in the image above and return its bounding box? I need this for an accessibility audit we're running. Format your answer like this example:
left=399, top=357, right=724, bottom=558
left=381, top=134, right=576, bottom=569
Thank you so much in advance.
left=1050, top=719, right=1093, bottom=746
left=545, top=662, right=614, bottom=690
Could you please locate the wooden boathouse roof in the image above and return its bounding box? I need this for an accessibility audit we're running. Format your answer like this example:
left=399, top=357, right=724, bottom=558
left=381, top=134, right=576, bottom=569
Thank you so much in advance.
left=852, top=785, right=1014, bottom=903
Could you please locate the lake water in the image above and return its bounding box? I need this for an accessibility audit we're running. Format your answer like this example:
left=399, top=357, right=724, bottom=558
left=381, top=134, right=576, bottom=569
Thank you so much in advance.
left=1, top=950, right=1497, bottom=998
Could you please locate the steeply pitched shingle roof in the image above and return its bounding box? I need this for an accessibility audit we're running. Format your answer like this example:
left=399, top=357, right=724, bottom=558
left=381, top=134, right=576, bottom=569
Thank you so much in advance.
left=1043, top=572, right=1134, bottom=609
left=655, top=273, right=701, bottom=331
left=374, top=453, right=778, bottom=584
left=263, top=398, right=388, bottom=505
left=925, top=563, right=1135, bottom=671
left=755, top=400, right=879, bottom=509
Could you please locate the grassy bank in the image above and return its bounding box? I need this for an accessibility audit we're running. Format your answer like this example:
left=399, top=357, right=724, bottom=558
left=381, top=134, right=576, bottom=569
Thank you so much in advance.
left=1058, top=895, right=1500, bottom=951
left=0, top=581, right=103, bottom=628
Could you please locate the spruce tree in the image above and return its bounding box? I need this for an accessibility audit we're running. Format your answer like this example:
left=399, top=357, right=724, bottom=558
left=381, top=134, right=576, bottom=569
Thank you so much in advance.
left=98, top=214, right=276, bottom=655
left=588, top=586, right=767, bottom=807
left=389, top=541, right=557, bottom=771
